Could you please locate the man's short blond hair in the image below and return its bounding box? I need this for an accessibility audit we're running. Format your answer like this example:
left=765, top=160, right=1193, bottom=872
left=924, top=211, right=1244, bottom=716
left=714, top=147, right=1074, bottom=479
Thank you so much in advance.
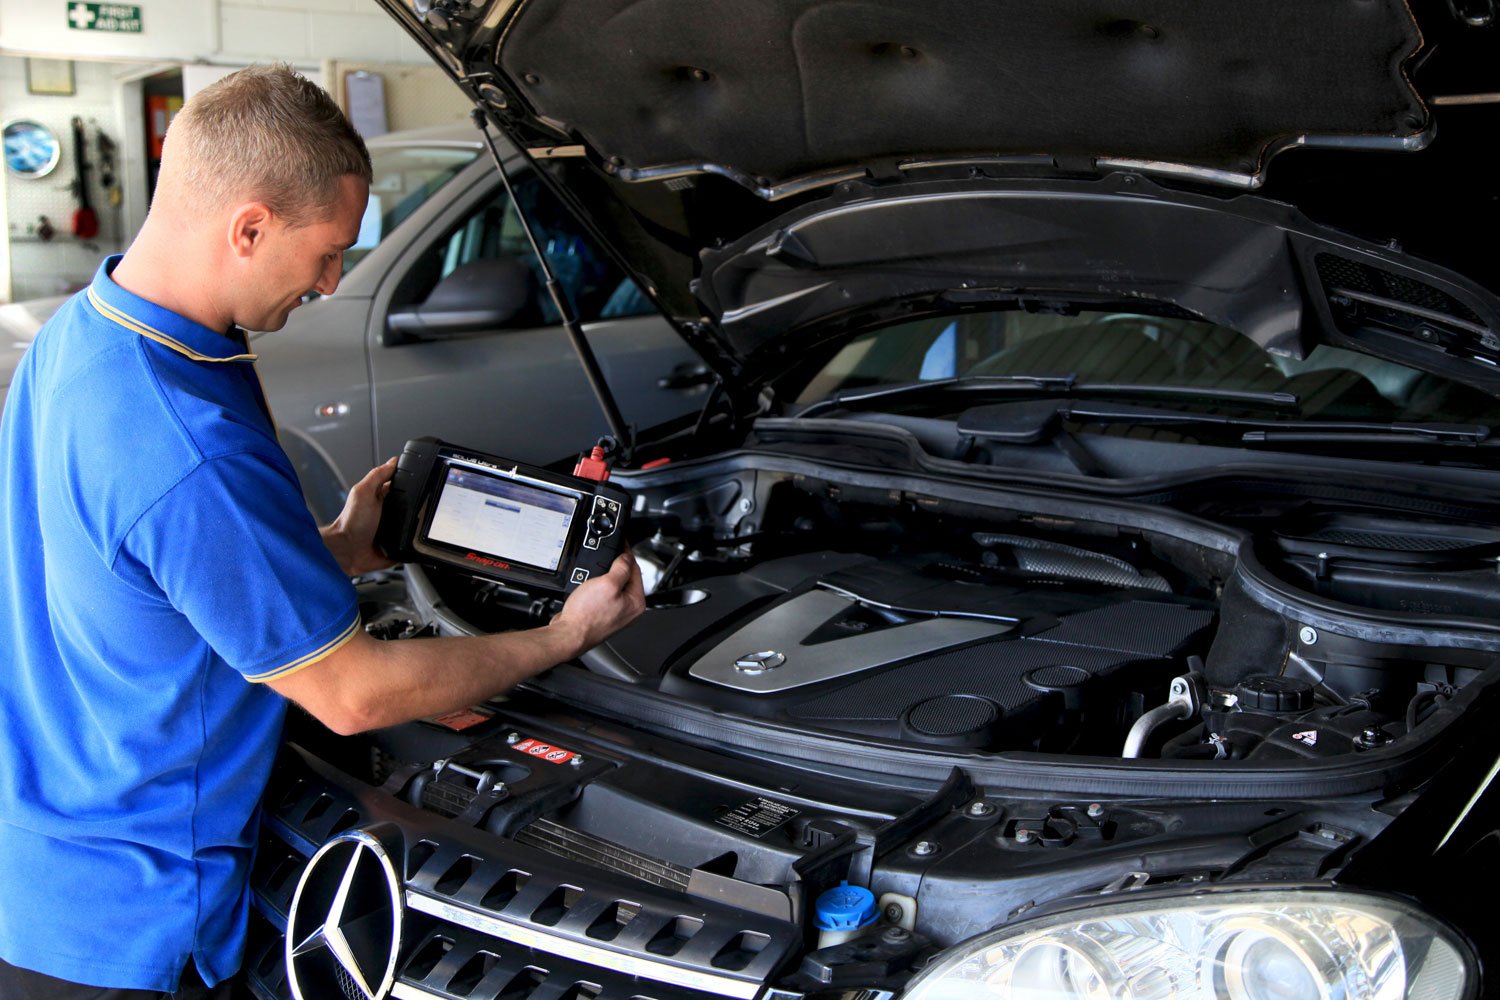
left=161, top=64, right=371, bottom=227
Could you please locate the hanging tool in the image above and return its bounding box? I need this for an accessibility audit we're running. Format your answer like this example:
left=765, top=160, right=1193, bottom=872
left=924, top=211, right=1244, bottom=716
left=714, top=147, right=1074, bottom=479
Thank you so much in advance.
left=69, top=116, right=99, bottom=240
left=93, top=120, right=122, bottom=207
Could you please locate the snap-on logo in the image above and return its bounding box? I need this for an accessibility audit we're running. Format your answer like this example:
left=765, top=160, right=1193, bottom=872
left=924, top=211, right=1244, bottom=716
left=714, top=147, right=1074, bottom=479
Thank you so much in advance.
left=452, top=453, right=519, bottom=476
left=512, top=738, right=577, bottom=764
left=465, top=552, right=510, bottom=570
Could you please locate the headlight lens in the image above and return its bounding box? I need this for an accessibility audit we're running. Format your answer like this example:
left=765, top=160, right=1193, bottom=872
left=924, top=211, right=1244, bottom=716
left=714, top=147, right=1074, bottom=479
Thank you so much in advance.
left=901, top=889, right=1469, bottom=1000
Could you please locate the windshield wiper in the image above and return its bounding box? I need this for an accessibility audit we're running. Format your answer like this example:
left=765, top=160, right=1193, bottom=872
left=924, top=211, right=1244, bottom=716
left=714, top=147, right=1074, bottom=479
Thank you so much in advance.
left=1241, top=424, right=1492, bottom=445
left=796, top=374, right=1299, bottom=419
left=1059, top=401, right=1492, bottom=444
left=955, top=400, right=1493, bottom=476
left=966, top=399, right=1491, bottom=442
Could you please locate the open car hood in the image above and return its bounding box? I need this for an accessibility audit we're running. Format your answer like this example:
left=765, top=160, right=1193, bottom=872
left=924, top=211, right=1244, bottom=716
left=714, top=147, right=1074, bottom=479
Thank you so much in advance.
left=391, top=0, right=1431, bottom=185
left=378, top=0, right=1500, bottom=394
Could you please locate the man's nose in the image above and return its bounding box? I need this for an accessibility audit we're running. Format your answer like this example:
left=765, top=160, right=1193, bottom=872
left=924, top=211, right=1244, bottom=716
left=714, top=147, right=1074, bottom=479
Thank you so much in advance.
left=312, top=256, right=341, bottom=296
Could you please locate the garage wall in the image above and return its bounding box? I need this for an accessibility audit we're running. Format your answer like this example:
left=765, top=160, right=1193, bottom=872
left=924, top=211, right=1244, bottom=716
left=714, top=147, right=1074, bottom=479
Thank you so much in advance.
left=2, top=58, right=133, bottom=300
left=0, top=0, right=428, bottom=66
left=220, top=2, right=427, bottom=65
left=1, top=2, right=448, bottom=302
left=328, top=61, right=471, bottom=135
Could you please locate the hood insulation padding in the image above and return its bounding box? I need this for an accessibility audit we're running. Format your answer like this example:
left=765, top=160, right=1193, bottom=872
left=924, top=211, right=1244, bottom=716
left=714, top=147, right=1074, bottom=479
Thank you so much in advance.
left=498, top=0, right=1424, bottom=181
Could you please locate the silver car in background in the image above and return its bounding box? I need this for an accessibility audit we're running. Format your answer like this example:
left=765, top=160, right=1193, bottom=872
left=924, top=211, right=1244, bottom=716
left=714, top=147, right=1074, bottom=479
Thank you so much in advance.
left=1, top=124, right=706, bottom=521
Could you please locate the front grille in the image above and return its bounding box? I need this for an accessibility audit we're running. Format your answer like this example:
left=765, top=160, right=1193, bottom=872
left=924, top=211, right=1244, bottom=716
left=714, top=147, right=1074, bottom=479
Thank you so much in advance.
left=514, top=819, right=692, bottom=892
left=250, top=748, right=797, bottom=1000
left=403, top=842, right=783, bottom=998
left=337, top=964, right=367, bottom=1000
left=245, top=920, right=735, bottom=1000
left=396, top=923, right=729, bottom=1000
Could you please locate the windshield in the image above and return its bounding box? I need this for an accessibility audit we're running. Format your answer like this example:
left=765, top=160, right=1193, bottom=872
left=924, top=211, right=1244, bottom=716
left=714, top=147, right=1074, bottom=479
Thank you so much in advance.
left=344, top=144, right=481, bottom=274
left=797, top=310, right=1500, bottom=425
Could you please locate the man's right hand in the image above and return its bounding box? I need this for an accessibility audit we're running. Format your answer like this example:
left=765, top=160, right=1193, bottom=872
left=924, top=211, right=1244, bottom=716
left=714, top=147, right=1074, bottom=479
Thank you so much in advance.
left=320, top=457, right=398, bottom=576
left=549, top=549, right=646, bottom=655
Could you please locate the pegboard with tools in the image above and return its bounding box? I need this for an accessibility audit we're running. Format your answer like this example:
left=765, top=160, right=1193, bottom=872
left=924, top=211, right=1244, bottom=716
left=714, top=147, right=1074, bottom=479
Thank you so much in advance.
left=6, top=114, right=125, bottom=299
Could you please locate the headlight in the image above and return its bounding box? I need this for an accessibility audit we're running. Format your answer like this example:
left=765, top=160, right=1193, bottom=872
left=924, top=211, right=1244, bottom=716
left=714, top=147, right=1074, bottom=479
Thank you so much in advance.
left=901, top=889, right=1470, bottom=1000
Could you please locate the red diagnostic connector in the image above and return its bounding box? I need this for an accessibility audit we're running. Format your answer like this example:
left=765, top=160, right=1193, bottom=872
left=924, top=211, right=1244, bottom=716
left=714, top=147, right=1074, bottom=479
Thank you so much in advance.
left=573, top=446, right=611, bottom=482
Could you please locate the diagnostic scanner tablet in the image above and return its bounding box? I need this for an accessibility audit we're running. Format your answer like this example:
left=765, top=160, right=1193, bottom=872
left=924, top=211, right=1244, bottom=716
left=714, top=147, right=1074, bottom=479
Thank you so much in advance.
left=377, top=437, right=629, bottom=593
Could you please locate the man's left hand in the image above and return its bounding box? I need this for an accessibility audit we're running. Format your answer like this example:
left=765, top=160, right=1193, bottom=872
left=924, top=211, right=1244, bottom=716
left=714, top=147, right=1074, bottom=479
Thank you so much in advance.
left=321, top=457, right=398, bottom=576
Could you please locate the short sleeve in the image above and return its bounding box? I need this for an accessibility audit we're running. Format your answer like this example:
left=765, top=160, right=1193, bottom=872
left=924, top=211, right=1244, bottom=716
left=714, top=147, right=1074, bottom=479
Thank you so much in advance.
left=119, top=450, right=360, bottom=682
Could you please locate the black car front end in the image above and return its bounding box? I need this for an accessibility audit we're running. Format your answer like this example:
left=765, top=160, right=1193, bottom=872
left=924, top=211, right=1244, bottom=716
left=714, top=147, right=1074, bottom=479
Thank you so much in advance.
left=247, top=0, right=1500, bottom=996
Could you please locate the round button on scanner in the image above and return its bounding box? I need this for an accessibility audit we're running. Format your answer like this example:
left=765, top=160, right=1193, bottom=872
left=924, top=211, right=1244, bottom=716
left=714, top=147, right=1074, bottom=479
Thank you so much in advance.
left=590, top=511, right=615, bottom=533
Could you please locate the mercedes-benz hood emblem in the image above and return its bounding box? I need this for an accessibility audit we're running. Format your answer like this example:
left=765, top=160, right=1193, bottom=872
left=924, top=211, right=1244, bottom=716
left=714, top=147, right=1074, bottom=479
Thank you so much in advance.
left=286, top=830, right=403, bottom=1000
left=734, top=650, right=786, bottom=673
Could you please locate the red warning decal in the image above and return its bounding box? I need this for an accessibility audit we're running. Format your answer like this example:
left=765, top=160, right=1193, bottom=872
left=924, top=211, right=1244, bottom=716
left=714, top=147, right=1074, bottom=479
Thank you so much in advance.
left=512, top=737, right=577, bottom=764
left=430, top=708, right=492, bottom=731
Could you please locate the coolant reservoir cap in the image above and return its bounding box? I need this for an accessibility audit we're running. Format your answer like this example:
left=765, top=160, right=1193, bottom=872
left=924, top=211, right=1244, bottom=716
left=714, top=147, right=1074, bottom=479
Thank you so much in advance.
left=1235, top=674, right=1315, bottom=713
left=814, top=882, right=879, bottom=931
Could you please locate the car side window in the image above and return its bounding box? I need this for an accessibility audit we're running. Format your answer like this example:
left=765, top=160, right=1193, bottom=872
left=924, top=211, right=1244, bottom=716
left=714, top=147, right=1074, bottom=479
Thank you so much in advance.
left=395, top=172, right=653, bottom=327
left=346, top=145, right=480, bottom=275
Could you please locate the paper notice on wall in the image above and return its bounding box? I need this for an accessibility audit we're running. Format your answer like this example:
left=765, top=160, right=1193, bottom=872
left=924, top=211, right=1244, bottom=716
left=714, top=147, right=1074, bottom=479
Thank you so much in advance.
left=345, top=71, right=388, bottom=139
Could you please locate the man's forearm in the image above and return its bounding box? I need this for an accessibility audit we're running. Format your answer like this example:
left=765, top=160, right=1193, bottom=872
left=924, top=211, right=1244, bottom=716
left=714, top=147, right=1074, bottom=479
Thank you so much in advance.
left=270, top=620, right=589, bottom=734
left=274, top=549, right=643, bottom=734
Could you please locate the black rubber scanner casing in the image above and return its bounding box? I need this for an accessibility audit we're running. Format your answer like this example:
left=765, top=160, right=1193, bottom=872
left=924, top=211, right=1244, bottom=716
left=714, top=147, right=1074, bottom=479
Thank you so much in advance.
left=377, top=436, right=629, bottom=594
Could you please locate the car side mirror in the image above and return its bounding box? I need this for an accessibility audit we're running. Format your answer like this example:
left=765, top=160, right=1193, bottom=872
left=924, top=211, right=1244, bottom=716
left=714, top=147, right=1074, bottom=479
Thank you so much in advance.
left=386, top=257, right=536, bottom=341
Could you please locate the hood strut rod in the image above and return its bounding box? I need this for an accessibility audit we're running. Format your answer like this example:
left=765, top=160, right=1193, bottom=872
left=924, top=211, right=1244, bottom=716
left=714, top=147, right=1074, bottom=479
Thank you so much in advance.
left=471, top=109, right=633, bottom=461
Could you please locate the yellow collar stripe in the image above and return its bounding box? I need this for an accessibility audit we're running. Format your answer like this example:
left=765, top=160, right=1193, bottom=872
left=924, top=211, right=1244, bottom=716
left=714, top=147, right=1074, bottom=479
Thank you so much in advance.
left=243, top=615, right=361, bottom=683
left=87, top=287, right=257, bottom=363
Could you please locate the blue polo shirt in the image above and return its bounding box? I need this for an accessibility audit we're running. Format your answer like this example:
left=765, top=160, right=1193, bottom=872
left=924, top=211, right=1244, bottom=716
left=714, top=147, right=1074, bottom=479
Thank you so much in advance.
left=0, top=258, right=360, bottom=991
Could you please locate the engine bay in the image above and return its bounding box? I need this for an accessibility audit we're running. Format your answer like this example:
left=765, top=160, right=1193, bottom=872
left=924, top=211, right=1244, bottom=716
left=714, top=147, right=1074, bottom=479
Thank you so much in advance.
left=256, top=441, right=1500, bottom=998
left=364, top=447, right=1497, bottom=768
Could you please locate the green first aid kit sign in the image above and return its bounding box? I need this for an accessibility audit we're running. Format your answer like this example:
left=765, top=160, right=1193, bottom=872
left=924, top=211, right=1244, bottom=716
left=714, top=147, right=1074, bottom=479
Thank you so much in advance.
left=68, top=2, right=142, bottom=32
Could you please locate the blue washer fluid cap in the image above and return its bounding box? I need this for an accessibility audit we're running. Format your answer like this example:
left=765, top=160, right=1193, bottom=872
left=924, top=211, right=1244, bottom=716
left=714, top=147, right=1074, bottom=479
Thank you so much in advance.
left=814, top=881, right=879, bottom=931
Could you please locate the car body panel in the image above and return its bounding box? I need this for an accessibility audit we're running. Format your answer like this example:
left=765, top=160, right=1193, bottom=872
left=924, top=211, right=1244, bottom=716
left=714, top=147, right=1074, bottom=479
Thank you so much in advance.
left=367, top=313, right=701, bottom=474
left=252, top=293, right=377, bottom=521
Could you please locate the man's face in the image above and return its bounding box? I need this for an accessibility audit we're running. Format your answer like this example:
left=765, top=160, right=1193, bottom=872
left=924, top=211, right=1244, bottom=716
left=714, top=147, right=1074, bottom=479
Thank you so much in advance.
left=241, top=174, right=369, bottom=333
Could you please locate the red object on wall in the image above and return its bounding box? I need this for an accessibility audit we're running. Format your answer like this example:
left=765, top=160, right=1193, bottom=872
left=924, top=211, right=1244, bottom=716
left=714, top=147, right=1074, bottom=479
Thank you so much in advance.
left=69, top=117, right=99, bottom=241
left=146, top=94, right=182, bottom=160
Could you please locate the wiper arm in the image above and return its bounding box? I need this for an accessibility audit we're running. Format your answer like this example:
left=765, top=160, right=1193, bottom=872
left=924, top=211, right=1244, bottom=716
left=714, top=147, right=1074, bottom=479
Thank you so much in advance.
left=797, top=375, right=1298, bottom=419
left=1066, top=401, right=1489, bottom=442
left=1242, top=424, right=1492, bottom=445
left=960, top=399, right=1493, bottom=449
left=1074, top=383, right=1299, bottom=407
left=797, top=374, right=1078, bottom=418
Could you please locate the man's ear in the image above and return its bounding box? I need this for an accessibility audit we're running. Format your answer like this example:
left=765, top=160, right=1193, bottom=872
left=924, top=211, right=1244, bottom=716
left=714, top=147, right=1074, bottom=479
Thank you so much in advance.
left=227, top=201, right=275, bottom=259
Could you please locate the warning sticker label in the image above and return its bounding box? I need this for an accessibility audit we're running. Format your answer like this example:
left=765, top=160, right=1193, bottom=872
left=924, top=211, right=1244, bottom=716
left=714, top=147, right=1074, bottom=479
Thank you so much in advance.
left=429, top=708, right=492, bottom=731
left=512, top=737, right=577, bottom=764
left=715, top=796, right=801, bottom=839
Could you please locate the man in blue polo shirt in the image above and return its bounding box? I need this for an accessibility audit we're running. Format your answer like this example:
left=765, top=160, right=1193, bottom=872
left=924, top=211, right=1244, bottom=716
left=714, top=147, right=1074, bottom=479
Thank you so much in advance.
left=0, top=67, right=644, bottom=999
